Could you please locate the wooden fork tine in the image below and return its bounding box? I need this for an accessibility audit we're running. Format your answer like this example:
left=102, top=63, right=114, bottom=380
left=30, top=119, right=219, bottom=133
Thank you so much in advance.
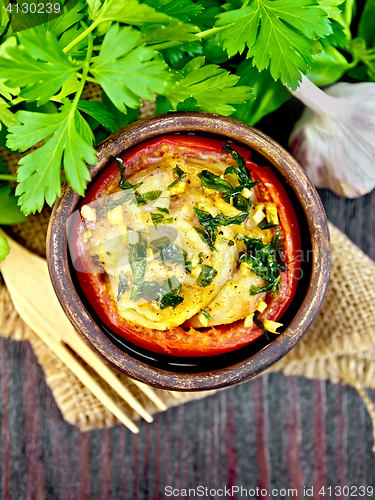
left=130, top=380, right=167, bottom=411
left=0, top=233, right=153, bottom=425
left=61, top=333, right=154, bottom=423
left=2, top=283, right=139, bottom=433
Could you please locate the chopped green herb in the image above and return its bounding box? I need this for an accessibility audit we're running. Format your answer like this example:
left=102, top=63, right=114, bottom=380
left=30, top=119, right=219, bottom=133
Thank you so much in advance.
left=271, top=227, right=283, bottom=252
left=250, top=276, right=280, bottom=296
left=137, top=280, right=161, bottom=302
left=197, top=170, right=233, bottom=195
left=158, top=275, right=184, bottom=309
left=237, top=233, right=283, bottom=296
left=135, top=190, right=162, bottom=207
left=185, top=260, right=192, bottom=273
left=151, top=237, right=187, bottom=266
left=194, top=226, right=217, bottom=252
left=258, top=219, right=278, bottom=230
left=134, top=275, right=184, bottom=309
left=116, top=271, right=129, bottom=301
left=196, top=264, right=217, bottom=288
left=110, top=155, right=143, bottom=191
left=0, top=233, right=10, bottom=263
left=150, top=212, right=173, bottom=227
left=156, top=207, right=169, bottom=214
left=97, top=190, right=134, bottom=215
left=150, top=212, right=164, bottom=227
left=197, top=252, right=204, bottom=264
left=200, top=309, right=212, bottom=321
left=194, top=207, right=248, bottom=248
left=197, top=169, right=253, bottom=212
left=129, top=242, right=147, bottom=301
left=254, top=311, right=270, bottom=341
left=150, top=236, right=171, bottom=248
left=222, top=144, right=259, bottom=189
left=271, top=227, right=288, bottom=271
left=168, top=165, right=187, bottom=189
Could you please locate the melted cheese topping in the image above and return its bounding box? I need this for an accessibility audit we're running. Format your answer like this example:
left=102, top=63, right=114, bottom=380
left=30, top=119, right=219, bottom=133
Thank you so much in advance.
left=79, top=145, right=275, bottom=331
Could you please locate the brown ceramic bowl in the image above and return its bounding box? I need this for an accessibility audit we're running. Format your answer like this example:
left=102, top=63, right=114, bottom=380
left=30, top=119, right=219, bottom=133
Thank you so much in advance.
left=46, top=112, right=330, bottom=391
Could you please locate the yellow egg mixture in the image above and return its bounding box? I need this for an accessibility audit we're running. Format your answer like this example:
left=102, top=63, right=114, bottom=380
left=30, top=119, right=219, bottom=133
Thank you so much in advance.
left=79, top=145, right=280, bottom=332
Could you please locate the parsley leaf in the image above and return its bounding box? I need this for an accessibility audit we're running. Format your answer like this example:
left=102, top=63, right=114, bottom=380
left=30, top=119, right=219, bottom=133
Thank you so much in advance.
left=34, top=0, right=86, bottom=38
left=168, top=165, right=187, bottom=189
left=116, top=271, right=128, bottom=301
left=109, top=155, right=143, bottom=191
left=196, top=264, right=217, bottom=287
left=8, top=107, right=96, bottom=215
left=197, top=167, right=254, bottom=212
left=135, top=190, right=162, bottom=207
left=0, top=233, right=10, bottom=263
left=215, top=0, right=332, bottom=88
left=258, top=219, right=278, bottom=229
left=77, top=100, right=117, bottom=133
left=90, top=24, right=170, bottom=112
left=0, top=30, right=80, bottom=105
left=96, top=0, right=173, bottom=29
left=200, top=308, right=212, bottom=320
left=194, top=207, right=248, bottom=248
left=232, top=61, right=291, bottom=126
left=250, top=275, right=280, bottom=295
left=0, top=184, right=27, bottom=224
left=150, top=212, right=173, bottom=227
left=237, top=233, right=282, bottom=289
left=135, top=275, right=184, bottom=308
left=151, top=237, right=187, bottom=266
left=150, top=213, right=165, bottom=227
left=165, top=56, right=253, bottom=115
left=197, top=170, right=233, bottom=195
left=158, top=275, right=184, bottom=309
left=222, top=143, right=259, bottom=188
left=0, top=97, right=18, bottom=130
left=142, top=0, right=202, bottom=22
left=194, top=226, right=217, bottom=252
left=156, top=207, right=169, bottom=214
left=129, top=242, right=147, bottom=301
left=141, top=22, right=200, bottom=46
left=253, top=311, right=270, bottom=340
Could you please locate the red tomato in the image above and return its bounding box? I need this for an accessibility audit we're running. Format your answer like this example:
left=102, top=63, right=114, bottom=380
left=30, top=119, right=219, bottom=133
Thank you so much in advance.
left=72, top=135, right=301, bottom=357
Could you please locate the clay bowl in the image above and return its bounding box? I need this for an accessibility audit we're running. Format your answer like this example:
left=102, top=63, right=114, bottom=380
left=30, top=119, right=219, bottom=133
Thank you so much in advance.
left=46, top=112, right=331, bottom=391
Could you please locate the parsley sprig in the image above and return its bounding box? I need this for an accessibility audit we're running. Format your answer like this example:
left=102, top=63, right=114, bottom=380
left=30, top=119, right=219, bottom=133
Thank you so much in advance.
left=237, top=228, right=287, bottom=296
left=194, top=207, right=248, bottom=251
left=0, top=0, right=346, bottom=226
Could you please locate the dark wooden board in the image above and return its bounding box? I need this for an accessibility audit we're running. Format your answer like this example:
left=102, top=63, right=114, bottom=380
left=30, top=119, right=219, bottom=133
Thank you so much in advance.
left=1, top=332, right=375, bottom=499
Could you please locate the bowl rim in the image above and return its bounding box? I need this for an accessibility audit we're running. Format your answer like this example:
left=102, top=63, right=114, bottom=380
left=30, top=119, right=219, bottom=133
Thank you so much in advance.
left=46, top=111, right=331, bottom=391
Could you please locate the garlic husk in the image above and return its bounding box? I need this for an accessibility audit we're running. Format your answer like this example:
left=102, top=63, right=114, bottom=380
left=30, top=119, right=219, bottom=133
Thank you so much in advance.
left=289, top=76, right=375, bottom=198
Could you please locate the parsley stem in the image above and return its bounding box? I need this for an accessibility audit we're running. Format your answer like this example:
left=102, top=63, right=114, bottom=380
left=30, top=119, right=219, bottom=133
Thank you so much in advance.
left=197, top=25, right=231, bottom=39
left=72, top=33, right=94, bottom=108
left=0, top=174, right=17, bottom=182
left=242, top=0, right=250, bottom=7
left=63, top=19, right=101, bottom=54
left=150, top=25, right=231, bottom=51
left=76, top=73, right=98, bottom=84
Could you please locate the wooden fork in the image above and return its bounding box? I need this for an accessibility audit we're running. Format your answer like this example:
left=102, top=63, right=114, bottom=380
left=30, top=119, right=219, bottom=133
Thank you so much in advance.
left=0, top=230, right=168, bottom=433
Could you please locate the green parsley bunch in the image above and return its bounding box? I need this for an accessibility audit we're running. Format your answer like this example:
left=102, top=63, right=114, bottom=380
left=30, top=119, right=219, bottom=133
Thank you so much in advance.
left=0, top=0, right=373, bottom=262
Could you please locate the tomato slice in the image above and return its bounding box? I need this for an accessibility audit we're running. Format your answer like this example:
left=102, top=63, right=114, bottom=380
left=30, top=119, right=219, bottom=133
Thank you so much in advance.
left=72, top=135, right=301, bottom=357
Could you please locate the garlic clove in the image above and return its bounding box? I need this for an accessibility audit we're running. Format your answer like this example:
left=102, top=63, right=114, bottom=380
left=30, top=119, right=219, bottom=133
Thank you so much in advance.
left=289, top=76, right=375, bottom=198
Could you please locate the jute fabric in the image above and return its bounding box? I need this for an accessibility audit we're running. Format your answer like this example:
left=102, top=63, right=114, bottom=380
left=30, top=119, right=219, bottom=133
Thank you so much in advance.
left=1, top=85, right=374, bottom=441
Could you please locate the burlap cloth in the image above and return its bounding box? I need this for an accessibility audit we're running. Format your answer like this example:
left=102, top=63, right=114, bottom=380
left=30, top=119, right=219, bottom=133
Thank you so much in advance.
left=1, top=84, right=375, bottom=440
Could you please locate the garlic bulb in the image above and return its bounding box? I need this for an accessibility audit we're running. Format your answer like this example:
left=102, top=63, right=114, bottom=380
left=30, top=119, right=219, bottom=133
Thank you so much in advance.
left=289, top=76, right=375, bottom=198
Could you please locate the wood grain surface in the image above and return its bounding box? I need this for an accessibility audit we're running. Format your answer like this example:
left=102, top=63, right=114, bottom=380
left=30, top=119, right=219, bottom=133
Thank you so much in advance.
left=1, top=100, right=375, bottom=498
